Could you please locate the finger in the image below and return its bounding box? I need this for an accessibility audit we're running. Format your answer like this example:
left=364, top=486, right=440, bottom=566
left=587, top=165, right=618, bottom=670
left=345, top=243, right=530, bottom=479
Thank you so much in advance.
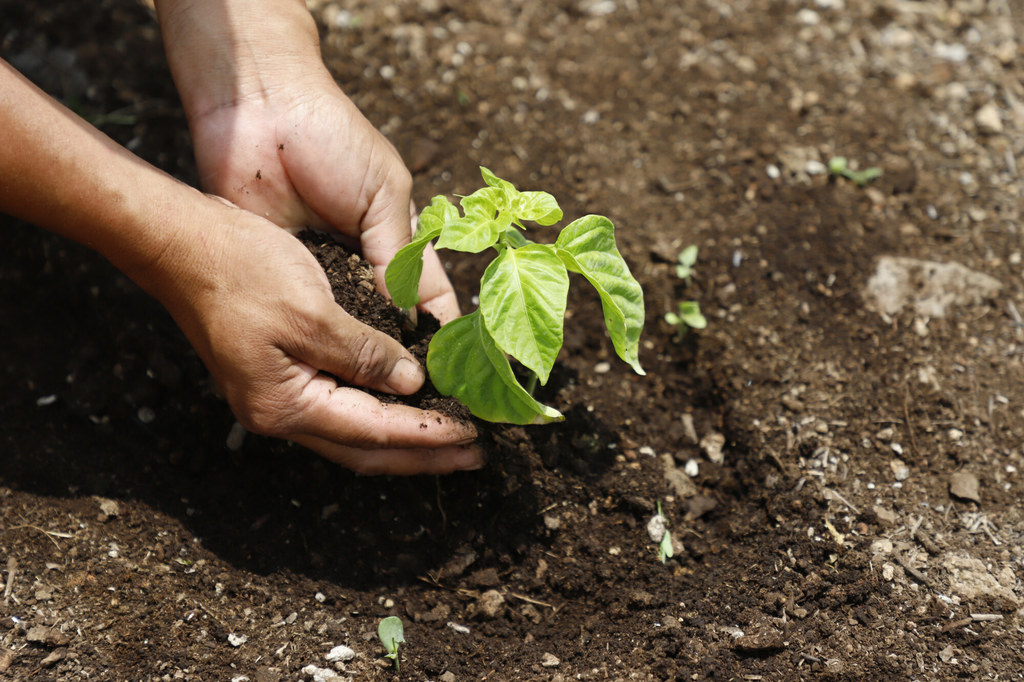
left=287, top=298, right=426, bottom=395
left=293, top=434, right=484, bottom=476
left=293, top=375, right=478, bottom=450
left=416, top=242, right=462, bottom=324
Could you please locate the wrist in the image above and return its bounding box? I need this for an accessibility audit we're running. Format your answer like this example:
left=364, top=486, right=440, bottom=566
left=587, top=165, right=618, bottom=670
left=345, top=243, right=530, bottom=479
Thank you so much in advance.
left=155, top=0, right=327, bottom=119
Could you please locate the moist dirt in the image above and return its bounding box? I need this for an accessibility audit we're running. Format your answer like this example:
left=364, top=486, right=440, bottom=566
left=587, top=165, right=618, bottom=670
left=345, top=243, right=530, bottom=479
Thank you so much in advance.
left=2, top=0, right=1024, bottom=680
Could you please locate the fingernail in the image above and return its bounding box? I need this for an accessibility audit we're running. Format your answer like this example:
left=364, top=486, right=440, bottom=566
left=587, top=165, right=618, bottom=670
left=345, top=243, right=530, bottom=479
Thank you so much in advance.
left=384, top=357, right=424, bottom=394
left=455, top=446, right=485, bottom=471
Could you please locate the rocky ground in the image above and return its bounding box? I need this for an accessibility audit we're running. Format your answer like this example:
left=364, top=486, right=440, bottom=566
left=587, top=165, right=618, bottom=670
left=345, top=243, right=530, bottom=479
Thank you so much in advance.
left=2, top=0, right=1023, bottom=679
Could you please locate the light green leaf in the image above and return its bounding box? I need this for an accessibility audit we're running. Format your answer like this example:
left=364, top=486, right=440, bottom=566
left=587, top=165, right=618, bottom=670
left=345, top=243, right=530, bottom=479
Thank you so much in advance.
left=377, top=616, right=405, bottom=655
left=513, top=191, right=563, bottom=226
left=479, top=244, right=568, bottom=384
left=435, top=212, right=510, bottom=253
left=427, top=312, right=562, bottom=425
left=659, top=530, right=674, bottom=563
left=555, top=215, right=645, bottom=374
left=386, top=196, right=458, bottom=309
left=677, top=301, right=706, bottom=329
left=386, top=239, right=430, bottom=309
left=460, top=186, right=503, bottom=219
left=479, top=166, right=516, bottom=202
left=416, top=195, right=459, bottom=240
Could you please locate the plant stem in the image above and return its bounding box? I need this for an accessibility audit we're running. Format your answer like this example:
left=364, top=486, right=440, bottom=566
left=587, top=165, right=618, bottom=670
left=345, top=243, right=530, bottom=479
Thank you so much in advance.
left=525, top=371, right=538, bottom=396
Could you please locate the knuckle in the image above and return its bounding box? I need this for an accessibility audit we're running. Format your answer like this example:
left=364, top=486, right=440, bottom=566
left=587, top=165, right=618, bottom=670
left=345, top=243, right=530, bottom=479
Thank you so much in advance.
left=346, top=334, right=393, bottom=387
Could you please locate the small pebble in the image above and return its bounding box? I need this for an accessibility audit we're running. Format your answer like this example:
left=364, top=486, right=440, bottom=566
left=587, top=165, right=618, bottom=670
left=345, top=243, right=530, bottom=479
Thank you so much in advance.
left=684, top=459, right=699, bottom=477
left=594, top=361, right=611, bottom=374
left=325, top=645, right=355, bottom=662
left=227, top=633, right=247, bottom=647
left=541, top=652, right=561, bottom=668
left=805, top=159, right=827, bottom=175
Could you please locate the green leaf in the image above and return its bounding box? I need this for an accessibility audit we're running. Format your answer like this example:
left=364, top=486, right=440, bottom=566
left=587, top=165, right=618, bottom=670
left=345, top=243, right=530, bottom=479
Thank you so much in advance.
left=479, top=245, right=568, bottom=384
left=659, top=530, right=674, bottom=563
left=377, top=616, right=405, bottom=655
left=385, top=196, right=458, bottom=309
left=479, top=166, right=516, bottom=204
left=677, top=301, right=707, bottom=329
left=555, top=215, right=646, bottom=374
left=512, top=191, right=563, bottom=226
left=460, top=186, right=503, bottom=219
left=427, top=312, right=562, bottom=425
left=386, top=240, right=430, bottom=309
left=435, top=212, right=510, bottom=253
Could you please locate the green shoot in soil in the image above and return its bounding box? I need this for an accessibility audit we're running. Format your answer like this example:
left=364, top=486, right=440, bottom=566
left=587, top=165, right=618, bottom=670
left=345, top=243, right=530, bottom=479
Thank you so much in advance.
left=377, top=616, right=406, bottom=671
left=386, top=167, right=646, bottom=425
left=674, top=244, right=698, bottom=281
left=664, top=246, right=706, bottom=341
left=827, top=156, right=882, bottom=186
left=650, top=501, right=674, bottom=564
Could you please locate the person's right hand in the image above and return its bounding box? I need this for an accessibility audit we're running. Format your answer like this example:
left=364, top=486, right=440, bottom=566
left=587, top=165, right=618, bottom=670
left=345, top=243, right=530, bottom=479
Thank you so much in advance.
left=155, top=198, right=481, bottom=475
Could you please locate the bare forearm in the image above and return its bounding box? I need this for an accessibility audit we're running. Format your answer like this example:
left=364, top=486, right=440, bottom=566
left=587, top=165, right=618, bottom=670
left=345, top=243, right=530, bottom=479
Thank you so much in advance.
left=0, top=59, right=221, bottom=307
left=154, top=0, right=327, bottom=118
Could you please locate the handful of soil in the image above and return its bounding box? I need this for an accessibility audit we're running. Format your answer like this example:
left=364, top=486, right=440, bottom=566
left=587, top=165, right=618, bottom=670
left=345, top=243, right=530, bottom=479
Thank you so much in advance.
left=296, top=230, right=471, bottom=423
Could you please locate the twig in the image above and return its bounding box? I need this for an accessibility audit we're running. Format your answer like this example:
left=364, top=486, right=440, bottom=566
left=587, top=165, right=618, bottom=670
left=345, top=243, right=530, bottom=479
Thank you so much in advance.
left=6, top=523, right=73, bottom=549
left=903, top=384, right=920, bottom=460
left=910, top=518, right=941, bottom=555
left=435, top=476, right=447, bottom=530
left=895, top=554, right=929, bottom=586
left=970, top=613, right=1004, bottom=622
left=507, top=592, right=556, bottom=610
left=3, top=558, right=16, bottom=604
left=940, top=617, right=973, bottom=633
left=822, top=487, right=860, bottom=514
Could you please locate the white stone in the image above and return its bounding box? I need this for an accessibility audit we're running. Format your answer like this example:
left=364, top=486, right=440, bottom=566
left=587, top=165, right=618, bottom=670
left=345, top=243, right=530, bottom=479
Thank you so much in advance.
left=541, top=652, right=561, bottom=667
left=805, top=159, right=827, bottom=175
left=325, top=645, right=355, bottom=662
left=975, top=103, right=1003, bottom=135
left=864, top=256, right=1002, bottom=318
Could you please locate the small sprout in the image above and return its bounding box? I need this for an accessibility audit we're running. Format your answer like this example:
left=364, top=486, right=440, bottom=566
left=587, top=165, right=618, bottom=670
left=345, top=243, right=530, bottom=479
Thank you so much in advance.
left=827, top=156, right=882, bottom=186
left=675, top=244, right=699, bottom=281
left=647, top=501, right=674, bottom=564
left=377, top=616, right=406, bottom=671
left=665, top=301, right=707, bottom=340
left=665, top=245, right=706, bottom=342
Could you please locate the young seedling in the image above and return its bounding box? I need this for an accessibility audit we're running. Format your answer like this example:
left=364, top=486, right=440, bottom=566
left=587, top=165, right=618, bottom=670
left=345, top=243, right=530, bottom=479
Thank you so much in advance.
left=377, top=616, right=406, bottom=671
left=664, top=245, right=706, bottom=341
left=647, top=501, right=674, bottom=564
left=386, top=167, right=646, bottom=425
left=674, top=244, right=699, bottom=281
left=665, top=301, right=707, bottom=341
left=827, top=156, right=882, bottom=186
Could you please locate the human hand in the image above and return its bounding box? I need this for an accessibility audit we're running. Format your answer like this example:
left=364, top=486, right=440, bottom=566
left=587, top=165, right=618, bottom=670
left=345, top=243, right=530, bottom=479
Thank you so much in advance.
left=156, top=0, right=458, bottom=321
left=154, top=201, right=481, bottom=475
left=185, top=77, right=461, bottom=324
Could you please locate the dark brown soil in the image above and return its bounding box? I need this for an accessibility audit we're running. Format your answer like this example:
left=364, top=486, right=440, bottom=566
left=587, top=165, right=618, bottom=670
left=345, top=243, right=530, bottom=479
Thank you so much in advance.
left=2, top=1, right=1023, bottom=680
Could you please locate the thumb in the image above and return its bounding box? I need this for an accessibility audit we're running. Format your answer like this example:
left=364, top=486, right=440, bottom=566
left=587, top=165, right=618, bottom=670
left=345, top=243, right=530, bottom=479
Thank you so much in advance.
left=290, top=297, right=426, bottom=395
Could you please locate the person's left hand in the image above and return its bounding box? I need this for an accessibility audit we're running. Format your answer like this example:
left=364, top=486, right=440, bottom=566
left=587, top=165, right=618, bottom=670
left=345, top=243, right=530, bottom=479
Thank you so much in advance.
left=185, top=72, right=460, bottom=324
